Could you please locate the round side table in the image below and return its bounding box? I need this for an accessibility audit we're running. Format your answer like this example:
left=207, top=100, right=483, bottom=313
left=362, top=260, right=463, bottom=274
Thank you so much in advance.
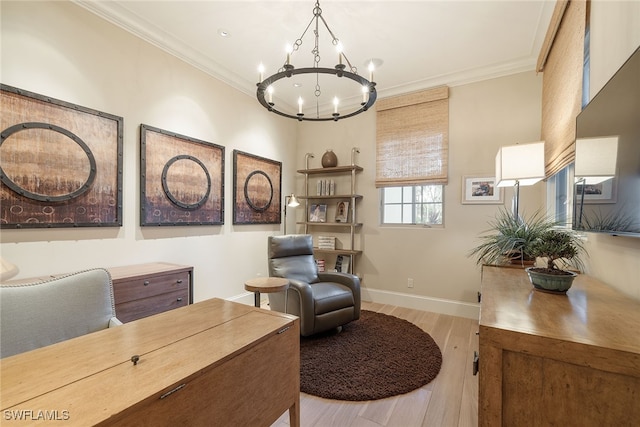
left=244, top=277, right=290, bottom=312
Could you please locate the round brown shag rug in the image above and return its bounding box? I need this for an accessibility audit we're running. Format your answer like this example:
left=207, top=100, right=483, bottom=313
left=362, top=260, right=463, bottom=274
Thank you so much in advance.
left=300, top=310, right=442, bottom=401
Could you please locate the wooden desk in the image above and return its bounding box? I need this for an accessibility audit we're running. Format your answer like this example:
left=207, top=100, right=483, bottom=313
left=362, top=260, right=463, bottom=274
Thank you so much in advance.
left=1, top=298, right=300, bottom=426
left=478, top=266, right=640, bottom=426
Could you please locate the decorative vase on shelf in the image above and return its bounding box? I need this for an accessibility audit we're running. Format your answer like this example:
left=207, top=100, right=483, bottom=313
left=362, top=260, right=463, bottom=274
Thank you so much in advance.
left=321, top=149, right=338, bottom=168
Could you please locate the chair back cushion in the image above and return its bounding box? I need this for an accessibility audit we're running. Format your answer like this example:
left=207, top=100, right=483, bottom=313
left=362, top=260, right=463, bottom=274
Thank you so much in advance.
left=268, top=235, right=319, bottom=283
left=0, top=268, right=117, bottom=358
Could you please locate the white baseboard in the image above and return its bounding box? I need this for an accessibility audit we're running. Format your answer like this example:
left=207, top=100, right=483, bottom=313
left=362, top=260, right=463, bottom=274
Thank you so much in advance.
left=361, top=287, right=479, bottom=320
left=229, top=289, right=480, bottom=320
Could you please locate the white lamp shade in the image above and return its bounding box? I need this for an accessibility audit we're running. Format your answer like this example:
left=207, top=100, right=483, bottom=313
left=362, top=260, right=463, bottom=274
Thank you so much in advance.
left=286, top=194, right=300, bottom=207
left=495, top=141, right=545, bottom=187
left=575, top=136, right=618, bottom=184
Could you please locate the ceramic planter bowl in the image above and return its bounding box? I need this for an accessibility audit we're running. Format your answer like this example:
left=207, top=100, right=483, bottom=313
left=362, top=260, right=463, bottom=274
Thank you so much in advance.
left=525, top=267, right=577, bottom=294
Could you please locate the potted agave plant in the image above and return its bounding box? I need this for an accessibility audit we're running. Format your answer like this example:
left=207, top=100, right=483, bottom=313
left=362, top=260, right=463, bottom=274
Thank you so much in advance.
left=468, top=209, right=557, bottom=267
left=525, top=229, right=587, bottom=293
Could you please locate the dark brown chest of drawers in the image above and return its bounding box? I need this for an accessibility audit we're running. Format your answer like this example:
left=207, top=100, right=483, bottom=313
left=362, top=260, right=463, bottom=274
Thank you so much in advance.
left=108, top=262, right=193, bottom=323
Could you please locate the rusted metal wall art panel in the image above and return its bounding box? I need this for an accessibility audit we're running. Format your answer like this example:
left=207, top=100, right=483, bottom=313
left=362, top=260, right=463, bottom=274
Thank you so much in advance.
left=233, top=150, right=282, bottom=225
left=0, top=85, right=123, bottom=228
left=140, top=124, right=224, bottom=226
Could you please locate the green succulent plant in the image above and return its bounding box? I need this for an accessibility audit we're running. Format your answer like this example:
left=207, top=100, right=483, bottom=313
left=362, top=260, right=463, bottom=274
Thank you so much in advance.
left=469, top=209, right=558, bottom=266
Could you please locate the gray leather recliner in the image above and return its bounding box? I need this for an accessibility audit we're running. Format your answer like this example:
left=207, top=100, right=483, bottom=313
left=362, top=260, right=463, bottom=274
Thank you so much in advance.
left=267, top=234, right=360, bottom=336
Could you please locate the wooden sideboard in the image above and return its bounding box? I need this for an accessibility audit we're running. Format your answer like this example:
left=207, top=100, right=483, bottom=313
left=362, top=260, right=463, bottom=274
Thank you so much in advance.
left=3, top=263, right=193, bottom=323
left=478, top=266, right=640, bottom=426
left=1, top=298, right=300, bottom=426
left=107, top=262, right=193, bottom=323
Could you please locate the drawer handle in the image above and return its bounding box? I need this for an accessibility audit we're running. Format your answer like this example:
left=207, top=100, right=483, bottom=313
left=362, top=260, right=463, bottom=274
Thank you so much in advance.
left=477, top=291, right=482, bottom=303
left=177, top=297, right=183, bottom=302
left=177, top=279, right=183, bottom=284
left=143, top=280, right=150, bottom=286
left=278, top=326, right=291, bottom=334
left=160, top=383, right=186, bottom=400
left=473, top=351, right=479, bottom=376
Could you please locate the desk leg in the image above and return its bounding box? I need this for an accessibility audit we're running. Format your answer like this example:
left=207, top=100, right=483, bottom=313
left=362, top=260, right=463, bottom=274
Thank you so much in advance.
left=289, top=398, right=300, bottom=427
left=254, top=291, right=261, bottom=308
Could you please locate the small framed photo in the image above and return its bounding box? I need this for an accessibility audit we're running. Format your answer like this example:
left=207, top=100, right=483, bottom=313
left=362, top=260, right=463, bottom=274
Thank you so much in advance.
left=309, top=204, right=327, bottom=222
left=335, top=201, right=349, bottom=222
left=462, top=176, right=503, bottom=204
left=576, top=179, right=617, bottom=204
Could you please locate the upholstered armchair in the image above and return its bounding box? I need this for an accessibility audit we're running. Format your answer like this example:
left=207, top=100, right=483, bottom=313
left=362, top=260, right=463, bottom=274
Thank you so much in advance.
left=0, top=268, right=122, bottom=358
left=267, top=234, right=360, bottom=336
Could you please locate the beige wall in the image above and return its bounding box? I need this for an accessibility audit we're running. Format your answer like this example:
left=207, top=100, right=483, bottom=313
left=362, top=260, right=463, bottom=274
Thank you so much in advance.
left=581, top=1, right=640, bottom=300
left=296, top=71, right=544, bottom=318
left=0, top=1, right=297, bottom=304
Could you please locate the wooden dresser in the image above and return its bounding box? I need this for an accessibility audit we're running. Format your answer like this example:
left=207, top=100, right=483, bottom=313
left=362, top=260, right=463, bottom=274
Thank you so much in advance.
left=107, top=262, right=193, bottom=323
left=478, top=266, right=640, bottom=426
left=1, top=298, right=300, bottom=426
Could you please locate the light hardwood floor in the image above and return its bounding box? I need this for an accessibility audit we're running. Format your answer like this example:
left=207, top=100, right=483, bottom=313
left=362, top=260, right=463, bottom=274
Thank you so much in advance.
left=271, top=301, right=479, bottom=427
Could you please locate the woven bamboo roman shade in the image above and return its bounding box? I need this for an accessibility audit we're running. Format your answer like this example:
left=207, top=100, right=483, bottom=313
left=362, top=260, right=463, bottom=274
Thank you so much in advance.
left=537, top=0, right=588, bottom=177
left=375, top=87, right=449, bottom=187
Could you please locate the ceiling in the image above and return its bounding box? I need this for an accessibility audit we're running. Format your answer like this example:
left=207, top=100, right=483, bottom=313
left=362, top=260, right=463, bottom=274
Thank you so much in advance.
left=75, top=0, right=554, bottom=117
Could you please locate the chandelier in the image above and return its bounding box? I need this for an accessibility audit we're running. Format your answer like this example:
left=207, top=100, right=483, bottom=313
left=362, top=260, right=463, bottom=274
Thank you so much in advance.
left=256, top=1, right=377, bottom=121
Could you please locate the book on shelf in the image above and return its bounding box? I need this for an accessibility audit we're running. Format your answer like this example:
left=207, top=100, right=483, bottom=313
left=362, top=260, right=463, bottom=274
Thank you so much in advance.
left=316, top=259, right=325, bottom=272
left=317, top=236, right=336, bottom=250
left=316, top=179, right=335, bottom=196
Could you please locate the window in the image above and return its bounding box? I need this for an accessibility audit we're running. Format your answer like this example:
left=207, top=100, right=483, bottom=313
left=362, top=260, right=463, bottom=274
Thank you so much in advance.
left=546, top=163, right=574, bottom=228
left=381, top=185, right=443, bottom=226
left=376, top=87, right=449, bottom=227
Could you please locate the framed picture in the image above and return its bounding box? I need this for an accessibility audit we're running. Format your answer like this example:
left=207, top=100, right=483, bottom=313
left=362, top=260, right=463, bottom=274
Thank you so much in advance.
left=576, top=179, right=617, bottom=204
left=335, top=201, right=349, bottom=222
left=0, top=84, right=123, bottom=228
left=140, top=124, right=224, bottom=226
left=233, top=150, right=282, bottom=224
left=309, top=204, right=327, bottom=222
left=335, top=254, right=350, bottom=273
left=461, top=175, right=503, bottom=205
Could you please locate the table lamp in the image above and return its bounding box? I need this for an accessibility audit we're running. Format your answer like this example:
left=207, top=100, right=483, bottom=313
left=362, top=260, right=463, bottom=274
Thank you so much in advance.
left=495, top=141, right=545, bottom=219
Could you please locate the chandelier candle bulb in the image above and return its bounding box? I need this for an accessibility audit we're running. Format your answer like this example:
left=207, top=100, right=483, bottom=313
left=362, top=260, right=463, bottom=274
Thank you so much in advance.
left=298, top=97, right=303, bottom=114
left=267, top=86, right=273, bottom=104
left=286, top=45, right=292, bottom=65
left=258, top=63, right=264, bottom=82
left=333, top=97, right=339, bottom=114
left=368, top=62, right=375, bottom=82
left=362, top=86, right=368, bottom=104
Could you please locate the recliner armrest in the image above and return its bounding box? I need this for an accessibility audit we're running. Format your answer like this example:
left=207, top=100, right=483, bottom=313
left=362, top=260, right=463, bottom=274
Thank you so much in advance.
left=318, top=272, right=361, bottom=316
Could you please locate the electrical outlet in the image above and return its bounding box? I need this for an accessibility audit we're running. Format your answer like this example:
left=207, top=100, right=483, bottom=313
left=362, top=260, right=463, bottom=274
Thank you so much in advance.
left=407, top=278, right=414, bottom=288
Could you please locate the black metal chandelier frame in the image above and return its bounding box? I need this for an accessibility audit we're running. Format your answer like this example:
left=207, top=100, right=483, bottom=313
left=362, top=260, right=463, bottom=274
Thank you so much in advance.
left=256, top=1, right=377, bottom=122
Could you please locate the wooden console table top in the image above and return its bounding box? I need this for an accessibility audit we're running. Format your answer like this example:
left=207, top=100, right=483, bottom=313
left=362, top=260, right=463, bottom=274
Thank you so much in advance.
left=480, top=265, right=640, bottom=355
left=1, top=298, right=300, bottom=426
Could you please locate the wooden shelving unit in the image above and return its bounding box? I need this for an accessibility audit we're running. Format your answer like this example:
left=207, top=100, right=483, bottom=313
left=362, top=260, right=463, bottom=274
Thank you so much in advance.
left=296, top=164, right=363, bottom=274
